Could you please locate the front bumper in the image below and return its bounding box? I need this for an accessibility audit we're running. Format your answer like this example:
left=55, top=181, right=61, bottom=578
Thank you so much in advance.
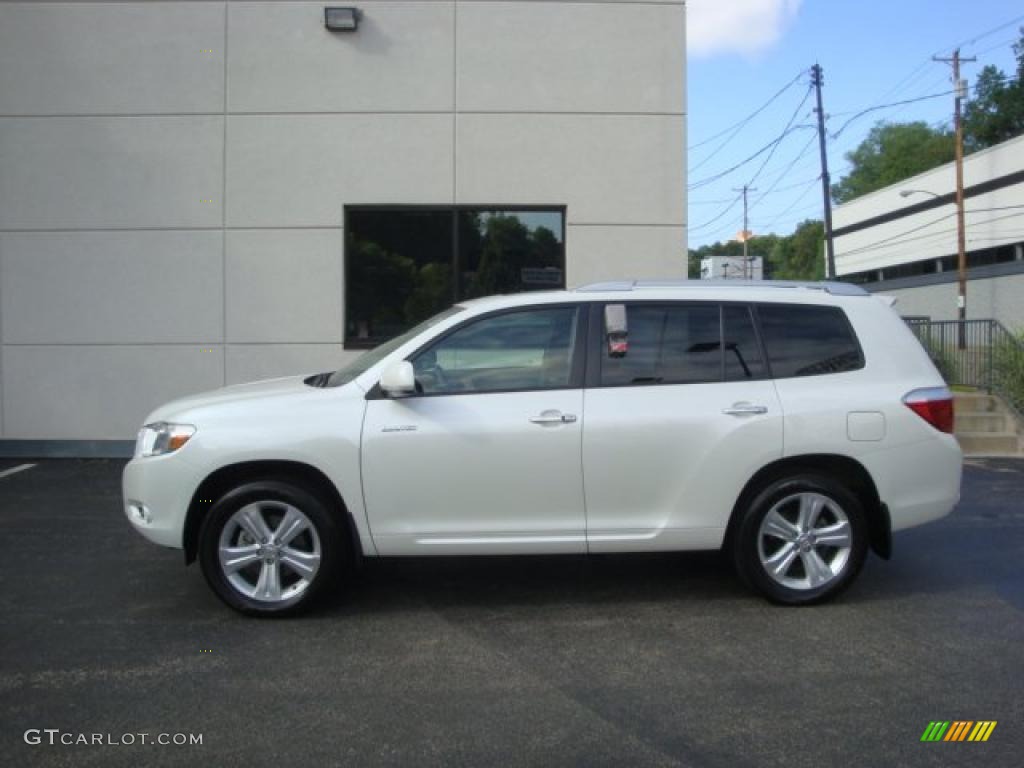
left=122, top=453, right=206, bottom=549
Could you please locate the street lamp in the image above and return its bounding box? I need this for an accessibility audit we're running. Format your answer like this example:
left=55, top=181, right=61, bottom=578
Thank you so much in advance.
left=899, top=189, right=941, bottom=199
left=899, top=187, right=966, bottom=346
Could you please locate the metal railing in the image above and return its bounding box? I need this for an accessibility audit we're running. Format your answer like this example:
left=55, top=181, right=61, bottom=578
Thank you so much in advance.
left=905, top=318, right=1024, bottom=418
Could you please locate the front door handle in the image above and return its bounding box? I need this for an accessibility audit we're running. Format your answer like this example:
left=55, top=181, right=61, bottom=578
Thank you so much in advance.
left=530, top=410, right=577, bottom=425
left=722, top=403, right=768, bottom=416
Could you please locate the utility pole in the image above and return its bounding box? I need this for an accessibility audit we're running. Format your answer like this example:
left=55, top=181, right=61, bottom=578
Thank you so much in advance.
left=933, top=49, right=975, bottom=346
left=810, top=64, right=836, bottom=279
left=733, top=184, right=756, bottom=277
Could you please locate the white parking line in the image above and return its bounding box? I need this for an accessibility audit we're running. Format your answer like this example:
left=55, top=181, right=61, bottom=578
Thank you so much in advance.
left=0, top=463, right=36, bottom=479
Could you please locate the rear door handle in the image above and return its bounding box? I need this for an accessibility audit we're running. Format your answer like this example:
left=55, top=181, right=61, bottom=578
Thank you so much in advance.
left=530, top=410, right=577, bottom=425
left=722, top=403, right=768, bottom=416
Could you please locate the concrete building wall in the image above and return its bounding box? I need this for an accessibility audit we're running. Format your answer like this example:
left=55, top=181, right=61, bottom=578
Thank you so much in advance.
left=0, top=0, right=687, bottom=443
left=872, top=272, right=1024, bottom=331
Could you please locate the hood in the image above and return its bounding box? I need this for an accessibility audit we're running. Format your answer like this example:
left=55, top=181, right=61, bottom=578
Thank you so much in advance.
left=144, top=375, right=314, bottom=424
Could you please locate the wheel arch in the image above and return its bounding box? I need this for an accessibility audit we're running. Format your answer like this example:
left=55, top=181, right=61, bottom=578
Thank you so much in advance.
left=183, top=460, right=363, bottom=566
left=724, top=454, right=891, bottom=560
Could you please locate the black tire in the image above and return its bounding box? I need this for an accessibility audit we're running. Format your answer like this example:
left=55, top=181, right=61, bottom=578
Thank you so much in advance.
left=198, top=480, right=343, bottom=616
left=732, top=473, right=868, bottom=605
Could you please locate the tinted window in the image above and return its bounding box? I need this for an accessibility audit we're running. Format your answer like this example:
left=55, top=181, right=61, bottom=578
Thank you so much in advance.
left=413, top=307, right=578, bottom=394
left=601, top=304, right=721, bottom=386
left=757, top=304, right=863, bottom=378
left=346, top=208, right=565, bottom=348
left=723, top=305, right=766, bottom=381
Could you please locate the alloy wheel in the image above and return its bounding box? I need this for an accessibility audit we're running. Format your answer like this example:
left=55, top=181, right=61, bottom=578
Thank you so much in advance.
left=217, top=501, right=322, bottom=604
left=756, top=492, right=853, bottom=591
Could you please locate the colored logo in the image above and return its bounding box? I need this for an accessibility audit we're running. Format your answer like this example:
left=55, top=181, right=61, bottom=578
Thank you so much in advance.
left=921, top=721, right=997, bottom=742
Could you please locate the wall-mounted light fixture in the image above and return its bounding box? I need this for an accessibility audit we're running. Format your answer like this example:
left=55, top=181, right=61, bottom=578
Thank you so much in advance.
left=324, top=7, right=360, bottom=32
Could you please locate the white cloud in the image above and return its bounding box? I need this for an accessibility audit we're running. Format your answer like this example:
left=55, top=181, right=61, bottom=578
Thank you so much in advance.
left=687, top=0, right=803, bottom=58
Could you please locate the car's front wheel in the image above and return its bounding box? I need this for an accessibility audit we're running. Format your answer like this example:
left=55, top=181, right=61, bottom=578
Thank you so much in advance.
left=198, top=480, right=342, bottom=616
left=733, top=474, right=868, bottom=605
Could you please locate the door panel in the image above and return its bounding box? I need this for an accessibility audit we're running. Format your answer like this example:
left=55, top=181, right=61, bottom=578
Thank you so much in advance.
left=582, top=301, right=783, bottom=551
left=362, top=390, right=586, bottom=554
left=583, top=381, right=783, bottom=551
left=361, top=304, right=587, bottom=555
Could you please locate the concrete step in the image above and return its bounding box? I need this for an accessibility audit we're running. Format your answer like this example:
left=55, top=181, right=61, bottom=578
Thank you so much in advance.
left=956, top=432, right=1021, bottom=455
left=954, top=393, right=1000, bottom=413
left=955, top=412, right=1011, bottom=433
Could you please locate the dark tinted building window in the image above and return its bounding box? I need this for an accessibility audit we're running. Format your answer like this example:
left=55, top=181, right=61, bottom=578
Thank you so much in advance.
left=723, top=305, right=766, bottom=380
left=757, top=304, right=863, bottom=378
left=601, top=304, right=721, bottom=386
left=346, top=208, right=565, bottom=347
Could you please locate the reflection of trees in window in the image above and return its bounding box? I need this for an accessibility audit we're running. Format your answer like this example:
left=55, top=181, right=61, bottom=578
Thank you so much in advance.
left=346, top=207, right=565, bottom=348
left=346, top=210, right=454, bottom=344
left=463, top=213, right=564, bottom=299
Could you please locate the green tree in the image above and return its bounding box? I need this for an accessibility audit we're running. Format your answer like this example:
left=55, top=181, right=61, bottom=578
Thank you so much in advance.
left=347, top=240, right=417, bottom=340
left=404, top=261, right=453, bottom=324
left=687, top=234, right=780, bottom=278
left=831, top=121, right=955, bottom=204
left=467, top=214, right=533, bottom=297
left=768, top=219, right=825, bottom=280
left=963, top=30, right=1024, bottom=151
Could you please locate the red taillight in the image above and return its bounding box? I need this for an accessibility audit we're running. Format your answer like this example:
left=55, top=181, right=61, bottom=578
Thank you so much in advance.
left=903, top=387, right=954, bottom=434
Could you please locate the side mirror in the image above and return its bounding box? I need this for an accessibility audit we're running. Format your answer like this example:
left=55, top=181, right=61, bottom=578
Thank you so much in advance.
left=380, top=361, right=416, bottom=398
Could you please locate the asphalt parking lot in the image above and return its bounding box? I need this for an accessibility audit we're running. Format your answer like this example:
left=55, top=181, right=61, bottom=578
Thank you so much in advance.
left=1, top=459, right=1022, bottom=767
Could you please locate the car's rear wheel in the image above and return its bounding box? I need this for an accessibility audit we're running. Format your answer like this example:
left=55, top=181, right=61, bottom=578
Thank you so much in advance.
left=198, top=480, right=342, bottom=616
left=733, top=474, right=867, bottom=605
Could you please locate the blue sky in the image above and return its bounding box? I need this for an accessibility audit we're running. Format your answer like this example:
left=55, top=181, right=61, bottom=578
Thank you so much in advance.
left=686, top=0, right=1023, bottom=248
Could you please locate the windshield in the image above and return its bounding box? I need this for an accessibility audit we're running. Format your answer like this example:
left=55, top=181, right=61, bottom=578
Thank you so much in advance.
left=326, top=306, right=465, bottom=387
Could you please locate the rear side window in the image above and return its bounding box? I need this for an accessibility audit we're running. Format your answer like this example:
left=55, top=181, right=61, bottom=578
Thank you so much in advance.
left=600, top=304, right=721, bottom=386
left=723, top=305, right=766, bottom=380
left=757, top=304, right=863, bottom=378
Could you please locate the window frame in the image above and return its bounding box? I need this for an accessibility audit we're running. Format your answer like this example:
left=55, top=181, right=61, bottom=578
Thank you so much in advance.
left=343, top=204, right=568, bottom=350
left=366, top=302, right=589, bottom=400
left=751, top=302, right=866, bottom=380
left=584, top=301, right=773, bottom=389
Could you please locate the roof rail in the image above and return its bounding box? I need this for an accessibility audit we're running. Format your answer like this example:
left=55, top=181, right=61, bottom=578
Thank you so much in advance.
left=573, top=279, right=869, bottom=296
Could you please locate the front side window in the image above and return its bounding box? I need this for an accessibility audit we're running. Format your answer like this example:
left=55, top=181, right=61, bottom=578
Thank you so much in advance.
left=413, top=307, right=578, bottom=395
left=601, top=304, right=721, bottom=386
left=346, top=208, right=565, bottom=348
left=757, top=304, right=864, bottom=378
left=327, top=305, right=464, bottom=387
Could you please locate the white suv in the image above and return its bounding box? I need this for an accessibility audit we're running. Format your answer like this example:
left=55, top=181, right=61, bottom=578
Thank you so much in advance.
left=123, top=281, right=962, bottom=615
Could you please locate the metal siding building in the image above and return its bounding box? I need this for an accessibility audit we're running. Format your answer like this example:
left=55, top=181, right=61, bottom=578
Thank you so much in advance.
left=0, top=0, right=687, bottom=449
left=832, top=133, right=1024, bottom=326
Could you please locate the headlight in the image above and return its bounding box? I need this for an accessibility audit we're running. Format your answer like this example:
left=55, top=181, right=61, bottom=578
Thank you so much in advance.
left=135, top=422, right=196, bottom=458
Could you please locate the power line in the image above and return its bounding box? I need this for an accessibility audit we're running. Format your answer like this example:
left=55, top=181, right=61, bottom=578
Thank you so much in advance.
left=688, top=191, right=744, bottom=233
left=750, top=132, right=818, bottom=211
left=688, top=71, right=805, bottom=152
left=971, top=36, right=1019, bottom=58
left=688, top=73, right=808, bottom=177
left=945, top=13, right=1024, bottom=55
left=688, top=123, right=815, bottom=190
left=689, top=196, right=744, bottom=206
left=833, top=207, right=1024, bottom=259
left=829, top=91, right=953, bottom=139
left=826, top=13, right=1023, bottom=142
left=834, top=211, right=956, bottom=258
left=743, top=85, right=813, bottom=189
left=762, top=171, right=820, bottom=197
left=757, top=177, right=821, bottom=232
